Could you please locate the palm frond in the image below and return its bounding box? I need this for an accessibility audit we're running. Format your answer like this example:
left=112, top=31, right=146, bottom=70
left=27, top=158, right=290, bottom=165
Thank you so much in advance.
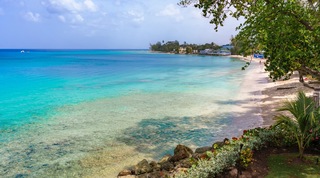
left=274, top=91, right=319, bottom=158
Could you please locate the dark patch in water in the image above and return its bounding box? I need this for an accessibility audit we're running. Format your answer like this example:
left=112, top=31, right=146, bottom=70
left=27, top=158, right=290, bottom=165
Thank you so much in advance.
left=25, top=145, right=36, bottom=156
left=15, top=174, right=28, bottom=178
left=117, top=114, right=236, bottom=159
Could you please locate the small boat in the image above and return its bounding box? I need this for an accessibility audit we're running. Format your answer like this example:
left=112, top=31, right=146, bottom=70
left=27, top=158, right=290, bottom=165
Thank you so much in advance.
left=20, top=50, right=25, bottom=53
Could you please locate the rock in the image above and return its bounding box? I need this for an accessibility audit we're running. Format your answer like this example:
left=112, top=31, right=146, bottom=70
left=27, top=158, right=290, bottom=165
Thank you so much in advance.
left=174, top=144, right=193, bottom=155
left=149, top=161, right=161, bottom=172
left=192, top=153, right=201, bottom=159
left=174, top=158, right=192, bottom=168
left=158, top=154, right=172, bottom=164
left=118, top=169, right=133, bottom=176
left=134, top=159, right=153, bottom=175
left=192, top=152, right=212, bottom=160
left=160, top=161, right=174, bottom=171
left=228, top=168, right=238, bottom=178
left=216, top=167, right=238, bottom=178
left=213, top=141, right=225, bottom=148
left=170, top=144, right=193, bottom=162
left=195, top=146, right=212, bottom=153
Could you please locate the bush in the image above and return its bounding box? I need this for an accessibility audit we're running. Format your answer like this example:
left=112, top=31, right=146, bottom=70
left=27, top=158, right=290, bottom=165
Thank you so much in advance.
left=176, top=128, right=276, bottom=178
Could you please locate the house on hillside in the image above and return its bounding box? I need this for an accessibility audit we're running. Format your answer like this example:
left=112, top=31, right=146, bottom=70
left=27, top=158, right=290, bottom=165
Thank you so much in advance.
left=199, top=49, right=214, bottom=55
left=179, top=47, right=186, bottom=54
left=215, top=50, right=231, bottom=56
left=221, top=44, right=234, bottom=50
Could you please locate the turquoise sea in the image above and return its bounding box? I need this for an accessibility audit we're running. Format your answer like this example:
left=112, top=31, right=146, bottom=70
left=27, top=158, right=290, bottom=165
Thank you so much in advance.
left=0, top=50, right=258, bottom=177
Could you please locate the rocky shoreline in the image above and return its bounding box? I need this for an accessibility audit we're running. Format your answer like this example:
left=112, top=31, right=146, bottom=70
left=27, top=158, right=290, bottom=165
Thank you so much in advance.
left=117, top=142, right=233, bottom=178
left=117, top=134, right=270, bottom=178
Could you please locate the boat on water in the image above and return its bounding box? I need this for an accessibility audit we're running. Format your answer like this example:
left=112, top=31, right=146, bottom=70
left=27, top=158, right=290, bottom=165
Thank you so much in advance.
left=20, top=50, right=25, bottom=53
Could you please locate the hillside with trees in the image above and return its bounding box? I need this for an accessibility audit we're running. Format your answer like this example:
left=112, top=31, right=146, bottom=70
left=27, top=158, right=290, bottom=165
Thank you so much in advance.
left=150, top=40, right=221, bottom=54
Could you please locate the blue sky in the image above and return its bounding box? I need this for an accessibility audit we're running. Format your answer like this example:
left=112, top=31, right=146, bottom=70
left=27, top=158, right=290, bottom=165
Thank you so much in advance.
left=0, top=0, right=241, bottom=49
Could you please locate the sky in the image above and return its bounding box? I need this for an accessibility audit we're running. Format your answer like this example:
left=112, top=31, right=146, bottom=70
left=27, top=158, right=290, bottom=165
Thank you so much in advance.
left=0, top=0, right=242, bottom=49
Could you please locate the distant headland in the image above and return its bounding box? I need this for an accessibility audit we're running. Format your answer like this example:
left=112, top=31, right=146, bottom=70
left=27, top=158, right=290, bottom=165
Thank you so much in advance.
left=149, top=40, right=233, bottom=56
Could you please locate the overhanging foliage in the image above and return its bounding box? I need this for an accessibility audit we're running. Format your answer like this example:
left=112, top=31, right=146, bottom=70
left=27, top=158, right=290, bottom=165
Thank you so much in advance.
left=179, top=0, right=320, bottom=81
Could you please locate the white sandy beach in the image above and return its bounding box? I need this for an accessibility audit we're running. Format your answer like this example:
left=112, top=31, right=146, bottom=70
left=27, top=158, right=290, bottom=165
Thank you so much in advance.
left=230, top=55, right=314, bottom=127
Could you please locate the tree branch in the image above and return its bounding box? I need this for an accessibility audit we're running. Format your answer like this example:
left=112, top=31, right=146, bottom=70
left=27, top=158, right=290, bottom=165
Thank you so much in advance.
left=300, top=66, right=320, bottom=78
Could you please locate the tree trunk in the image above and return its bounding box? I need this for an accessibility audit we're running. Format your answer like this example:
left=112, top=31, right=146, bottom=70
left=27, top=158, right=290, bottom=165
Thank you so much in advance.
left=298, top=70, right=305, bottom=83
left=298, top=140, right=305, bottom=159
left=299, top=66, right=320, bottom=81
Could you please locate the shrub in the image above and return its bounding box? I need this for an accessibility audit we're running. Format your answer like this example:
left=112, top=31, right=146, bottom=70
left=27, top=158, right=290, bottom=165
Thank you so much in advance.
left=274, top=91, right=320, bottom=159
left=176, top=128, right=275, bottom=178
left=240, top=148, right=253, bottom=168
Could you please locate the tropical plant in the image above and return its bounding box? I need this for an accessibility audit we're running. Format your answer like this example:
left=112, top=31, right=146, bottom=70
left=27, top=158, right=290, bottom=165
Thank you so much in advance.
left=275, top=91, right=320, bottom=159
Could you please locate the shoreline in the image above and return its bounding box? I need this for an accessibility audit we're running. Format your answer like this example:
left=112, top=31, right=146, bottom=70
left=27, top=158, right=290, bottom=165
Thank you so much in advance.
left=230, top=55, right=314, bottom=127
left=229, top=55, right=271, bottom=128
left=114, top=54, right=316, bottom=177
left=116, top=55, right=316, bottom=177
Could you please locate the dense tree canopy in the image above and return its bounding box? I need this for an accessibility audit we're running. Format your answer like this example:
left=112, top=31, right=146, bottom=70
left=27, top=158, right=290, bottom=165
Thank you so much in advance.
left=150, top=40, right=220, bottom=53
left=179, top=0, right=320, bottom=82
left=150, top=40, right=180, bottom=53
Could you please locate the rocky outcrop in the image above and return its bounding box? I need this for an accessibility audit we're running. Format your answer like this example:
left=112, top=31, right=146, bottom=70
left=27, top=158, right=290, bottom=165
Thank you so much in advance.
left=117, top=144, right=198, bottom=178
left=134, top=159, right=153, bottom=175
left=118, top=142, right=236, bottom=178
left=195, top=146, right=212, bottom=154
left=169, top=144, right=193, bottom=162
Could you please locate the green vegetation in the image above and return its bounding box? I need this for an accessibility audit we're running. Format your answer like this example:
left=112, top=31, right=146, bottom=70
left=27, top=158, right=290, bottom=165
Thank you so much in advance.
left=179, top=0, right=320, bottom=82
left=267, top=154, right=320, bottom=178
left=240, top=147, right=253, bottom=169
left=176, top=128, right=276, bottom=177
left=174, top=2, right=320, bottom=175
left=175, top=92, right=320, bottom=177
left=149, top=40, right=220, bottom=54
left=150, top=40, right=180, bottom=53
left=275, top=91, right=320, bottom=159
left=230, top=36, right=244, bottom=55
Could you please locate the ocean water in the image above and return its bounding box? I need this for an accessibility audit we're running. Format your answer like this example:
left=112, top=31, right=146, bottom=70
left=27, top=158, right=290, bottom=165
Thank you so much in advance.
left=0, top=50, right=258, bottom=177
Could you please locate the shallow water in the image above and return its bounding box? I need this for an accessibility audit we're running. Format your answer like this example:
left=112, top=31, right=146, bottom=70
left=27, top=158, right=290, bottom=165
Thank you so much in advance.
left=0, top=50, right=260, bottom=177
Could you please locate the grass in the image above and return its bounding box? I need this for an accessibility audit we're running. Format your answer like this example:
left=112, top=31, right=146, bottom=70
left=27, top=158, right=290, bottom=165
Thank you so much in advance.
left=266, top=153, right=320, bottom=178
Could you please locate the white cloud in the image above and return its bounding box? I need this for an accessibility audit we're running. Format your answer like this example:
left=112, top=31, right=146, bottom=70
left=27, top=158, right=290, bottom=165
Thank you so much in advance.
left=157, top=4, right=184, bottom=21
left=126, top=10, right=144, bottom=24
left=42, top=0, right=98, bottom=24
left=24, top=11, right=41, bottom=22
left=72, top=14, right=84, bottom=23
left=84, top=0, right=97, bottom=12
left=58, top=15, right=66, bottom=22
left=43, top=0, right=98, bottom=14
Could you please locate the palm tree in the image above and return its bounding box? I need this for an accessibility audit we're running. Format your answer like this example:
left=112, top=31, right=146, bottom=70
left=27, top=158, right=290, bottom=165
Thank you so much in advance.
left=275, top=91, right=320, bottom=159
